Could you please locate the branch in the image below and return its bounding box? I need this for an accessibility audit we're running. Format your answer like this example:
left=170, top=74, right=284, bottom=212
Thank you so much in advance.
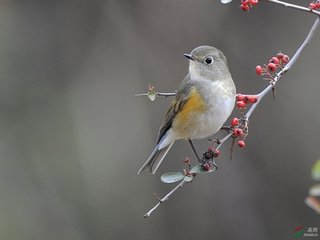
left=142, top=2, right=320, bottom=218
left=264, top=0, right=320, bottom=16
left=244, top=16, right=320, bottom=120
left=135, top=92, right=176, bottom=97
left=144, top=134, right=231, bottom=218
left=216, top=133, right=233, bottom=151
left=144, top=179, right=186, bottom=218
left=215, top=16, right=320, bottom=152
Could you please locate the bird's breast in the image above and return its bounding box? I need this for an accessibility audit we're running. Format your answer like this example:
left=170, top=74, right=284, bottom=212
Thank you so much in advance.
left=173, top=80, right=235, bottom=139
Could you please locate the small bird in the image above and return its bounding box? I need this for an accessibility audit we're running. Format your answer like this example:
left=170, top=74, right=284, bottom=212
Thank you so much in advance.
left=138, top=46, right=236, bottom=174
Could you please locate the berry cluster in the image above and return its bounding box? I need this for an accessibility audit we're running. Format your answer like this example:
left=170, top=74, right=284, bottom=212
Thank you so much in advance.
left=196, top=147, right=220, bottom=171
left=240, top=0, right=258, bottom=11
left=230, top=117, right=247, bottom=148
left=255, top=52, right=290, bottom=77
left=207, top=146, right=220, bottom=158
left=236, top=94, right=258, bottom=109
left=309, top=1, right=320, bottom=10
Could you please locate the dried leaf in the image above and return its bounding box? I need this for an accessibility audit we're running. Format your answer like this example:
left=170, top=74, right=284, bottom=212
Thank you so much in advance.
left=147, top=92, right=156, bottom=101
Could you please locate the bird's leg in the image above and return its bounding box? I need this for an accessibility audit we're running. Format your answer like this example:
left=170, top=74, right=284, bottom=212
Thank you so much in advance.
left=188, top=139, right=201, bottom=163
left=188, top=139, right=218, bottom=170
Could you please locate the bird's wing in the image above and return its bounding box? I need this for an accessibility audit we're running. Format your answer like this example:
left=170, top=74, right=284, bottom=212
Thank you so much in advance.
left=156, top=79, right=193, bottom=144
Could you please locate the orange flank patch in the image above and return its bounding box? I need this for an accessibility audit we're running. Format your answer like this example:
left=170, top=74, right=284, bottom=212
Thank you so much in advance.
left=173, top=87, right=207, bottom=136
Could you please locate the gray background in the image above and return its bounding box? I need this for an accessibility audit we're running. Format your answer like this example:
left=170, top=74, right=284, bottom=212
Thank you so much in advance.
left=0, top=0, right=319, bottom=239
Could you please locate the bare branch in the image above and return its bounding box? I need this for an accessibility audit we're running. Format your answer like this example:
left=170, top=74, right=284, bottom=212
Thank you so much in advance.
left=265, top=0, right=320, bottom=16
left=216, top=133, right=233, bottom=151
left=135, top=92, right=176, bottom=97
left=144, top=179, right=186, bottom=218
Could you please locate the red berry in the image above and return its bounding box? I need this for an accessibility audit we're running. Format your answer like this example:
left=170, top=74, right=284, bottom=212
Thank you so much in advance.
left=241, top=0, right=250, bottom=4
left=316, top=2, right=320, bottom=8
left=237, top=140, right=246, bottom=148
left=276, top=52, right=284, bottom=59
left=213, top=150, right=220, bottom=158
left=243, top=95, right=250, bottom=104
left=234, top=128, right=244, bottom=137
left=202, top=162, right=211, bottom=171
left=270, top=57, right=280, bottom=65
left=249, top=95, right=258, bottom=103
left=249, top=0, right=258, bottom=6
left=310, top=3, right=317, bottom=9
left=236, top=94, right=244, bottom=101
left=231, top=118, right=239, bottom=126
left=255, top=65, right=263, bottom=75
left=237, top=101, right=246, bottom=109
left=241, top=4, right=250, bottom=11
left=267, top=62, right=277, bottom=72
left=282, top=55, right=290, bottom=63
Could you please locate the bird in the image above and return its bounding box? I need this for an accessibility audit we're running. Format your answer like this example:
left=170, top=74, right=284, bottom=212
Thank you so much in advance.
left=138, top=45, right=236, bottom=174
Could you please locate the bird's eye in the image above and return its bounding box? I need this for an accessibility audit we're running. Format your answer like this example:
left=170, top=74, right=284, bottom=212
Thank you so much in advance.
left=205, top=57, right=213, bottom=65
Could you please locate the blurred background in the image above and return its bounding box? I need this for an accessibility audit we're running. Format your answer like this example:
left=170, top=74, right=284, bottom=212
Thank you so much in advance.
left=0, top=0, right=319, bottom=239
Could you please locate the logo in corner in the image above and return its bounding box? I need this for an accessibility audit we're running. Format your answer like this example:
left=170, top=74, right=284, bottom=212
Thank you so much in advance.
left=293, top=226, right=319, bottom=238
left=294, top=226, right=305, bottom=237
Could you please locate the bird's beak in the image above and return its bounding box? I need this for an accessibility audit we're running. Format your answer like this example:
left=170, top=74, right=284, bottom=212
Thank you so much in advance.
left=184, top=53, right=195, bottom=61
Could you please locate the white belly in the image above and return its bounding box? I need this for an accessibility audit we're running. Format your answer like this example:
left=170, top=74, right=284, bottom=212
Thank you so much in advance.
left=186, top=78, right=235, bottom=139
left=190, top=95, right=234, bottom=139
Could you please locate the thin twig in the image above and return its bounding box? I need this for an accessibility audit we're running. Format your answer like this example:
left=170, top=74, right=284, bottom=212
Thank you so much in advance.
left=144, top=179, right=186, bottom=218
left=265, top=0, right=320, bottom=16
left=135, top=92, right=176, bottom=97
left=216, top=133, right=233, bottom=151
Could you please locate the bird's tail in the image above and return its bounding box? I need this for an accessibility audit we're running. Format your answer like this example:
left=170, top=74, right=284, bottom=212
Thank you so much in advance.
left=138, top=142, right=174, bottom=175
